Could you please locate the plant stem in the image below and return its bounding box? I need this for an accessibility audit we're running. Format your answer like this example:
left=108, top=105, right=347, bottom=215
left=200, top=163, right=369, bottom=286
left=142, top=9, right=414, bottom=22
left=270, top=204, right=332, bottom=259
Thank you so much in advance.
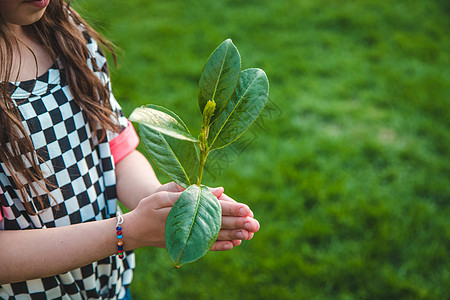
left=196, top=123, right=210, bottom=185
left=197, top=125, right=209, bottom=185
left=196, top=147, right=209, bottom=186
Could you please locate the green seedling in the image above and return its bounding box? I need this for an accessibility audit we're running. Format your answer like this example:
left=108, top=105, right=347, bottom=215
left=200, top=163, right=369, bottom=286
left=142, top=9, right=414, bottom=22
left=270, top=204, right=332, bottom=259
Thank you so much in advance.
left=129, top=39, right=269, bottom=268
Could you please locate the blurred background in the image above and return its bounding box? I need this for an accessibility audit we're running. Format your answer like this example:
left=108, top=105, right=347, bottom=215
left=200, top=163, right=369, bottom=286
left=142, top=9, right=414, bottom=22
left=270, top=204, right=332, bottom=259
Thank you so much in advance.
left=73, top=0, right=449, bottom=299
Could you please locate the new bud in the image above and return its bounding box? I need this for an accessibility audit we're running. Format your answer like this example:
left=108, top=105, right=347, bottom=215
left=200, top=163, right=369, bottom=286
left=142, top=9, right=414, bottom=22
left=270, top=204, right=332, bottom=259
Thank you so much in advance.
left=202, top=100, right=216, bottom=127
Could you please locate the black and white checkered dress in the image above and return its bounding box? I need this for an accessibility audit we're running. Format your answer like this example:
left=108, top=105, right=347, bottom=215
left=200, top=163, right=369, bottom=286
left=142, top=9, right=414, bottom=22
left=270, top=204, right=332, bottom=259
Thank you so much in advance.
left=0, top=33, right=136, bottom=299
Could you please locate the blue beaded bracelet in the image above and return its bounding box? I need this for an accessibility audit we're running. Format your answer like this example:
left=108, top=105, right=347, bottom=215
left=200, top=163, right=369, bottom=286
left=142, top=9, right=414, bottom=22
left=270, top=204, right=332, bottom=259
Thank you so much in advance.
left=116, top=211, right=124, bottom=259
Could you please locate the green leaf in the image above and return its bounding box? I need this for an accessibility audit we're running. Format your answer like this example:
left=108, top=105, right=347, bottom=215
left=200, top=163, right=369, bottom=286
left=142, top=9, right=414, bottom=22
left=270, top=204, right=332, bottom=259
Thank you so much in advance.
left=139, top=124, right=199, bottom=188
left=129, top=105, right=198, bottom=142
left=198, top=39, right=241, bottom=122
left=165, top=185, right=222, bottom=267
left=137, top=105, right=199, bottom=187
left=208, top=68, right=269, bottom=150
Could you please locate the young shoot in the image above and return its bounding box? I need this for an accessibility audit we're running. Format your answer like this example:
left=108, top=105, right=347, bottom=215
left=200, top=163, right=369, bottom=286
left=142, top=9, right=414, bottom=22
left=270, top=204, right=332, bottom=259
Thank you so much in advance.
left=129, top=39, right=269, bottom=267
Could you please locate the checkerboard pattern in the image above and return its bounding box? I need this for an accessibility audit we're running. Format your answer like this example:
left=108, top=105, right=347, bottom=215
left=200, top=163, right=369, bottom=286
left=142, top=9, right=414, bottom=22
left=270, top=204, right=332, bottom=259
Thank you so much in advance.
left=0, top=32, right=134, bottom=299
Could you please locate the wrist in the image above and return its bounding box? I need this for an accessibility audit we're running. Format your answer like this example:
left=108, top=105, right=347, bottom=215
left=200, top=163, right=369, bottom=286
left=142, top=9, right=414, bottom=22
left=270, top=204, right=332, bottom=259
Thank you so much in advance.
left=121, top=208, right=167, bottom=250
left=120, top=211, right=142, bottom=251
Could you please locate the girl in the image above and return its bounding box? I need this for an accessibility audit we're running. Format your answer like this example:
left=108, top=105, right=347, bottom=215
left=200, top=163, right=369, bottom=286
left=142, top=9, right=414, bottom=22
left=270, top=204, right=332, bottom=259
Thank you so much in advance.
left=0, top=0, right=260, bottom=299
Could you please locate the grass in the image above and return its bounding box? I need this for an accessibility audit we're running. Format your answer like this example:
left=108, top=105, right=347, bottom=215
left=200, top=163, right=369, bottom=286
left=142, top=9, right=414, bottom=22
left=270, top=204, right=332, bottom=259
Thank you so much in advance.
left=73, top=0, right=450, bottom=299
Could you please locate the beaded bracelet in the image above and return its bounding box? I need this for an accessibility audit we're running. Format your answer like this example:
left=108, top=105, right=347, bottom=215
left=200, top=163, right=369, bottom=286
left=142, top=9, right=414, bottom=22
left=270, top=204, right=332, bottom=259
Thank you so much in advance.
left=116, top=211, right=124, bottom=259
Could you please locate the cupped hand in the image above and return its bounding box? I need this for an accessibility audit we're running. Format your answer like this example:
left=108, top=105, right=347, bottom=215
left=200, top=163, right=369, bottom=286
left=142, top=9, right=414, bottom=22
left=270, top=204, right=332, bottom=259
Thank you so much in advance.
left=125, top=182, right=260, bottom=251
left=124, top=189, right=182, bottom=249
left=210, top=190, right=260, bottom=251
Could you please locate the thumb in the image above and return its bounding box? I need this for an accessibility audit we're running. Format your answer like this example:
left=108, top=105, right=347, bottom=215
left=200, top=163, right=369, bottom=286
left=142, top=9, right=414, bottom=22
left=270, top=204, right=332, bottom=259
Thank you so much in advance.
left=157, top=181, right=185, bottom=193
left=154, top=191, right=182, bottom=209
left=209, top=186, right=224, bottom=198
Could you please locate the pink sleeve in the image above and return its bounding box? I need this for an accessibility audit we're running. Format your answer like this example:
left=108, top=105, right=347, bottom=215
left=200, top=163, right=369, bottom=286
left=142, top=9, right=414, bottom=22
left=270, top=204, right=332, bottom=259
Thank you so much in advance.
left=110, top=120, right=140, bottom=164
left=0, top=186, right=3, bottom=221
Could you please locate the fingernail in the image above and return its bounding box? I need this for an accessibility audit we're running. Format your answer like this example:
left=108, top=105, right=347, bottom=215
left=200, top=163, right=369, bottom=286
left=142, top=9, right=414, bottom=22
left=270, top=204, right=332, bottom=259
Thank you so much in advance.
left=239, top=207, right=247, bottom=216
left=236, top=230, right=245, bottom=239
left=245, top=222, right=252, bottom=231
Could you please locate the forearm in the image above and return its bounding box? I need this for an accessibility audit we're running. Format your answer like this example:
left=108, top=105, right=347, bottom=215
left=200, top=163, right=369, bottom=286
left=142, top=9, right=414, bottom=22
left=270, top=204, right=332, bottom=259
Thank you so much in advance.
left=115, top=150, right=162, bottom=210
left=0, top=151, right=160, bottom=284
left=0, top=216, right=140, bottom=284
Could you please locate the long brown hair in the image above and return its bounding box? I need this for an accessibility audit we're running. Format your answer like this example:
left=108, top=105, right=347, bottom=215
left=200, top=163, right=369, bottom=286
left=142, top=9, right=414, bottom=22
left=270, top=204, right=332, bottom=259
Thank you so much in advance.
left=0, top=0, right=120, bottom=213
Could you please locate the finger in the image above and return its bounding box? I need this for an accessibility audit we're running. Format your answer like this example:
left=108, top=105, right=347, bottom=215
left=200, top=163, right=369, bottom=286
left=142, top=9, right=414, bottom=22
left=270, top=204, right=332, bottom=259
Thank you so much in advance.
left=209, top=186, right=224, bottom=198
left=157, top=182, right=185, bottom=193
left=217, top=229, right=255, bottom=241
left=221, top=216, right=260, bottom=232
left=232, top=239, right=242, bottom=246
left=220, top=201, right=253, bottom=217
left=217, top=193, right=237, bottom=203
left=210, top=240, right=234, bottom=251
left=154, top=191, right=182, bottom=209
left=210, top=239, right=243, bottom=251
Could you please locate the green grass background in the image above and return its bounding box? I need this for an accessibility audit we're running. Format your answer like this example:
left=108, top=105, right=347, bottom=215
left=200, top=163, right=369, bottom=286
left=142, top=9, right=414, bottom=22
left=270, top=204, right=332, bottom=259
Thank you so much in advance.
left=73, top=0, right=449, bottom=299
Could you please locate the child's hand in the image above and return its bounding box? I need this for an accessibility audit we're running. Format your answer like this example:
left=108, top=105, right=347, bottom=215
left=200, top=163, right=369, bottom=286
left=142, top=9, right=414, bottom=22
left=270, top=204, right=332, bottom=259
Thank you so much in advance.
left=209, top=188, right=260, bottom=251
left=125, top=182, right=260, bottom=251
left=125, top=189, right=182, bottom=249
left=157, top=182, right=260, bottom=251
